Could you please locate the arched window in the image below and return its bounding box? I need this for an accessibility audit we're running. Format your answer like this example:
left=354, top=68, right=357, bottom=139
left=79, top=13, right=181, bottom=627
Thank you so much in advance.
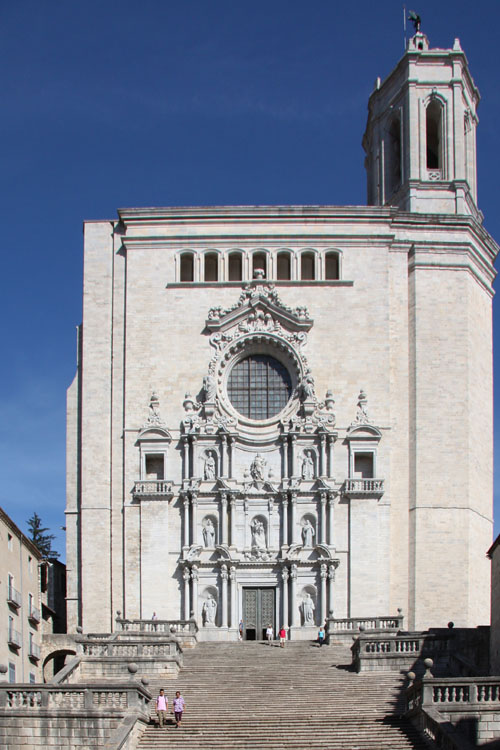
left=325, top=252, right=339, bottom=280
left=276, top=252, right=291, bottom=280
left=301, top=252, right=315, bottom=281
left=180, top=253, right=194, bottom=282
left=252, top=252, right=267, bottom=279
left=426, top=100, right=443, bottom=170
left=386, top=114, right=401, bottom=197
left=204, top=253, right=218, bottom=282
left=228, top=355, right=292, bottom=420
left=228, top=252, right=243, bottom=281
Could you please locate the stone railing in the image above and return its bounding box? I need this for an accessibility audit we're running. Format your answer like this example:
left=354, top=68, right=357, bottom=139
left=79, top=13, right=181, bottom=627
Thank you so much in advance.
left=8, top=628, right=21, bottom=648
left=7, top=585, right=21, bottom=608
left=132, top=480, right=173, bottom=499
left=342, top=478, right=384, bottom=497
left=28, top=605, right=41, bottom=623
left=115, top=617, right=198, bottom=646
left=352, top=632, right=450, bottom=673
left=328, top=614, right=403, bottom=634
left=0, top=683, right=151, bottom=713
left=406, top=669, right=500, bottom=748
left=81, top=640, right=179, bottom=659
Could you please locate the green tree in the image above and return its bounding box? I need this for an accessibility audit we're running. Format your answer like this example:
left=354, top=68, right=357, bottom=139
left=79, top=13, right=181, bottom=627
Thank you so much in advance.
left=27, top=512, right=60, bottom=559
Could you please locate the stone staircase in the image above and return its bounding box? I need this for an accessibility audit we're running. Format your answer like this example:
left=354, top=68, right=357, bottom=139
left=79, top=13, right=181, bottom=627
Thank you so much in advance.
left=136, top=640, right=431, bottom=749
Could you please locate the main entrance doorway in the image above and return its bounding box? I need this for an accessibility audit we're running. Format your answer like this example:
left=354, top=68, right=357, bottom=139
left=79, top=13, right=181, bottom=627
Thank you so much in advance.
left=242, top=587, right=275, bottom=640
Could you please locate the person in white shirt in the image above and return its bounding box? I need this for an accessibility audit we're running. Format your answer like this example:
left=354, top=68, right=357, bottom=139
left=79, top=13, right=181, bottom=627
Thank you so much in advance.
left=173, top=691, right=186, bottom=728
left=156, top=689, right=168, bottom=727
left=266, top=625, right=273, bottom=645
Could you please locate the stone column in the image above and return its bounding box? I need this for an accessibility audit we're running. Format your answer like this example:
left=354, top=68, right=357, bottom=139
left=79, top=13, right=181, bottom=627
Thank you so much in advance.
left=282, top=436, right=289, bottom=478
left=290, top=564, right=298, bottom=626
left=183, top=567, right=191, bottom=620
left=290, top=493, right=297, bottom=544
left=227, top=437, right=234, bottom=479
left=320, top=564, right=327, bottom=624
left=319, top=435, right=326, bottom=477
left=191, top=495, right=198, bottom=546
left=221, top=564, right=228, bottom=628
left=191, top=436, right=198, bottom=477
left=328, top=493, right=335, bottom=547
left=182, top=436, right=189, bottom=479
left=220, top=493, right=228, bottom=545
left=229, top=496, right=236, bottom=546
left=281, top=496, right=289, bottom=547
left=319, top=494, right=327, bottom=545
left=327, top=436, right=335, bottom=478
left=328, top=563, right=337, bottom=616
left=290, top=435, right=297, bottom=477
left=219, top=434, right=226, bottom=478
left=230, top=566, right=237, bottom=628
left=191, top=565, right=199, bottom=621
left=182, top=496, right=190, bottom=548
left=281, top=566, right=289, bottom=628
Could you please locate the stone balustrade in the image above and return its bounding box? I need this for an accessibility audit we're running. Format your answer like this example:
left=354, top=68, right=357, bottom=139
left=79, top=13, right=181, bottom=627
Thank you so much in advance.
left=0, top=683, right=151, bottom=713
left=407, top=673, right=500, bottom=747
left=328, top=614, right=403, bottom=634
left=132, top=480, right=173, bottom=499
left=342, top=478, right=384, bottom=497
left=351, top=632, right=450, bottom=673
left=81, top=640, right=178, bottom=658
left=115, top=617, right=198, bottom=647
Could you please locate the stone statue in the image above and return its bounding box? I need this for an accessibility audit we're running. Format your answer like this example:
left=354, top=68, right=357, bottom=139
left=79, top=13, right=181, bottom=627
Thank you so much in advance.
left=204, top=452, right=216, bottom=480
left=301, top=519, right=315, bottom=547
left=302, top=593, right=315, bottom=625
left=202, top=519, right=215, bottom=547
left=301, top=451, right=314, bottom=480
left=299, top=374, right=315, bottom=401
left=202, top=594, right=217, bottom=626
left=250, top=454, right=266, bottom=482
left=324, top=389, right=335, bottom=412
left=203, top=375, right=217, bottom=402
left=250, top=519, right=266, bottom=550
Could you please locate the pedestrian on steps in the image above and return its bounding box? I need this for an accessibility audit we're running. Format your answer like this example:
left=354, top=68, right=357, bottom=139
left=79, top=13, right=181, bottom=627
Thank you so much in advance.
left=279, top=626, right=286, bottom=648
left=317, top=626, right=325, bottom=647
left=156, top=688, right=168, bottom=727
left=266, top=625, right=274, bottom=645
left=173, top=691, right=185, bottom=728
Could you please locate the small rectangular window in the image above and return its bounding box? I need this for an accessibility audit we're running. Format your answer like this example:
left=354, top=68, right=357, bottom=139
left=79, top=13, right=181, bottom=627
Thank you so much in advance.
left=8, top=662, right=16, bottom=683
left=354, top=453, right=374, bottom=478
left=29, top=672, right=36, bottom=684
left=28, top=555, right=32, bottom=572
left=7, top=534, right=13, bottom=551
left=145, top=454, right=164, bottom=480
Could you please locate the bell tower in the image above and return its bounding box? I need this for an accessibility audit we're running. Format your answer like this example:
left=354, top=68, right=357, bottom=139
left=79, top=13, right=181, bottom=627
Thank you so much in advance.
left=363, top=29, right=480, bottom=217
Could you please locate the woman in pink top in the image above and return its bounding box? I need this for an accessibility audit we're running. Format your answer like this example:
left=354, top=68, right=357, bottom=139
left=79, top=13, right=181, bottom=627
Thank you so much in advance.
left=173, top=691, right=186, bottom=727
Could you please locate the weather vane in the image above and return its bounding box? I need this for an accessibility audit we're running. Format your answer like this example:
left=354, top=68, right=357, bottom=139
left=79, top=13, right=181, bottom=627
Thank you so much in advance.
left=408, top=10, right=421, bottom=33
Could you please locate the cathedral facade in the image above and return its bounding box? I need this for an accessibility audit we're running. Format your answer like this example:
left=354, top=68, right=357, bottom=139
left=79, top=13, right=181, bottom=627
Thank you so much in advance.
left=66, top=31, right=498, bottom=637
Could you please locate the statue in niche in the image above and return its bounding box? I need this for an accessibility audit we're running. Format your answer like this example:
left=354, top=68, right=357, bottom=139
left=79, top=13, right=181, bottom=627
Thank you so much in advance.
left=301, top=451, right=314, bottom=480
left=250, top=519, right=266, bottom=550
left=302, top=593, right=315, bottom=625
left=301, top=519, right=315, bottom=547
left=202, top=594, right=217, bottom=626
left=298, top=374, right=315, bottom=401
left=202, top=519, right=216, bottom=548
left=250, top=454, right=266, bottom=482
left=204, top=452, right=216, bottom=480
left=202, top=375, right=217, bottom=402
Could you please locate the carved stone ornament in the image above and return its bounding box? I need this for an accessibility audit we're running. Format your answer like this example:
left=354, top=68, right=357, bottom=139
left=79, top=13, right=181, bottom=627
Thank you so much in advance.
left=352, top=389, right=371, bottom=425
left=144, top=391, right=165, bottom=427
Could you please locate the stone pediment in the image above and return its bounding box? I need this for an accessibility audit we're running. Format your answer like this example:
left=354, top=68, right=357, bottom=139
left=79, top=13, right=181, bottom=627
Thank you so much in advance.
left=205, top=282, right=313, bottom=335
left=345, top=424, right=382, bottom=440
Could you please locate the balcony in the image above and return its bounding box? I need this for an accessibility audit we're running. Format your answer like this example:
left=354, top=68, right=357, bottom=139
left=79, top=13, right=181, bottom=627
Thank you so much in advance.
left=132, top=480, right=173, bottom=501
left=29, top=641, right=41, bottom=660
left=343, top=478, right=384, bottom=498
left=8, top=628, right=21, bottom=648
left=28, top=606, right=41, bottom=624
left=7, top=585, right=21, bottom=608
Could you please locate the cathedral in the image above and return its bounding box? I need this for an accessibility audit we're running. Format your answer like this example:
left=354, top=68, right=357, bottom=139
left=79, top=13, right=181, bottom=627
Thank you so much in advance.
left=66, top=29, right=498, bottom=639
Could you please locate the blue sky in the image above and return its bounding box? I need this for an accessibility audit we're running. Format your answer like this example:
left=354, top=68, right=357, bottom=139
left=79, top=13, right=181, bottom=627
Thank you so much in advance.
left=1, top=0, right=500, bottom=560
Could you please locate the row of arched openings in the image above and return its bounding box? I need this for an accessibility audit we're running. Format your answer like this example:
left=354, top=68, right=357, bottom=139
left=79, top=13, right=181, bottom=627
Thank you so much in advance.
left=180, top=251, right=340, bottom=282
